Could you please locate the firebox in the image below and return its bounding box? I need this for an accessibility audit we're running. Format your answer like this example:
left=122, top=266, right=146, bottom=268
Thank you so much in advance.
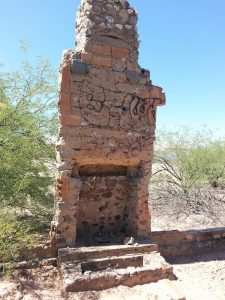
left=76, top=164, right=147, bottom=245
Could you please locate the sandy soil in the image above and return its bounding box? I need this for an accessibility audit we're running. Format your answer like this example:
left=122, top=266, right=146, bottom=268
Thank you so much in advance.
left=170, top=250, right=225, bottom=300
left=0, top=266, right=64, bottom=300
left=0, top=250, right=225, bottom=300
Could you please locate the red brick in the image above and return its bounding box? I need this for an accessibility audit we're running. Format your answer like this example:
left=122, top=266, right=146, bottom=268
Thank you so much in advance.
left=112, top=47, right=130, bottom=58
left=58, top=93, right=70, bottom=114
left=151, top=86, right=166, bottom=105
left=60, top=114, right=81, bottom=126
left=93, top=44, right=111, bottom=56
left=93, top=55, right=112, bottom=68
left=60, top=178, right=69, bottom=200
left=81, top=52, right=93, bottom=63
left=60, top=64, right=71, bottom=92
left=141, top=91, right=151, bottom=98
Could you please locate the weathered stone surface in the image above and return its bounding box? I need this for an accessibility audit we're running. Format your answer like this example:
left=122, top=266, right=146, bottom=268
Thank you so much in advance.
left=124, top=236, right=135, bottom=245
left=128, top=15, right=138, bottom=25
left=151, top=227, right=225, bottom=257
left=93, top=54, right=112, bottom=67
left=58, top=243, right=158, bottom=263
left=125, top=69, right=139, bottom=84
left=50, top=0, right=166, bottom=249
left=58, top=245, right=174, bottom=292
left=112, top=47, right=130, bottom=58
left=71, top=60, right=89, bottom=74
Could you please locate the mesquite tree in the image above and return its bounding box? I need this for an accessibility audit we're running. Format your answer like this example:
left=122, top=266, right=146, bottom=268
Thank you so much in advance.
left=0, top=46, right=57, bottom=216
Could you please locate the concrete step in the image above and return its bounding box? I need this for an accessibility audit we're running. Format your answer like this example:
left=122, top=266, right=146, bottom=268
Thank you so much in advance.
left=60, top=251, right=174, bottom=292
left=58, top=242, right=158, bottom=263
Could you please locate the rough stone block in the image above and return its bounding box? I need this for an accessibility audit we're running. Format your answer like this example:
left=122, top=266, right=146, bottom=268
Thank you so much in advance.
left=58, top=246, right=174, bottom=292
left=71, top=60, right=89, bottom=75
left=112, top=65, right=126, bottom=73
left=125, top=69, right=139, bottom=84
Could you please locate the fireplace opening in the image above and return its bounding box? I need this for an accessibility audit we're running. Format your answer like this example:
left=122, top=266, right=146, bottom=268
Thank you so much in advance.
left=76, top=164, right=138, bottom=246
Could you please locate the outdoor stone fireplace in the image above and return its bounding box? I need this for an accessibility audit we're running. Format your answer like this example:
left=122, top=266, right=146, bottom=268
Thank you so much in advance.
left=50, top=0, right=165, bottom=248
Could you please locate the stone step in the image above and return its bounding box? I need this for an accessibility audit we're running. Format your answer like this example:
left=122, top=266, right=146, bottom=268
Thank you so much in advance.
left=60, top=251, right=174, bottom=292
left=81, top=254, right=144, bottom=271
left=67, top=279, right=186, bottom=300
left=58, top=242, right=158, bottom=263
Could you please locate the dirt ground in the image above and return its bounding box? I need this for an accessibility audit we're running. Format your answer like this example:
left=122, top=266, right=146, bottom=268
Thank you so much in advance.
left=0, top=266, right=63, bottom=300
left=151, top=213, right=225, bottom=232
left=0, top=249, right=225, bottom=300
left=150, top=184, right=225, bottom=232
left=170, top=250, right=225, bottom=300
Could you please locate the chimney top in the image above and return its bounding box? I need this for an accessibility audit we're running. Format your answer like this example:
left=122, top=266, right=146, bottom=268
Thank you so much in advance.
left=75, top=0, right=139, bottom=52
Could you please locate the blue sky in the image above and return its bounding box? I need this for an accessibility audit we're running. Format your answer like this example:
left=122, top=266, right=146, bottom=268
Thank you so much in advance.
left=0, top=0, right=225, bottom=136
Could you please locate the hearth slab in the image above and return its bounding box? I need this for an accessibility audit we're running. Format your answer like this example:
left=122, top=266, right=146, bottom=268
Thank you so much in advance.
left=58, top=242, right=158, bottom=263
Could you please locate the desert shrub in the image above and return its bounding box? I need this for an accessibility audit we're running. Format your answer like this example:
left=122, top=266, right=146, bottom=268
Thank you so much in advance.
left=154, top=127, right=225, bottom=189
left=0, top=43, right=57, bottom=216
left=0, top=44, right=57, bottom=269
left=0, top=209, right=52, bottom=273
left=0, top=210, right=38, bottom=273
left=151, top=127, right=225, bottom=223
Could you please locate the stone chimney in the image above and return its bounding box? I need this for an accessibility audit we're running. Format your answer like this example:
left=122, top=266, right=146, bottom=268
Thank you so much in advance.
left=50, top=0, right=165, bottom=248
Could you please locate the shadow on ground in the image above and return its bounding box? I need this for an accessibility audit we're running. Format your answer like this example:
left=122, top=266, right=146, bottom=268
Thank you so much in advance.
left=167, top=249, right=225, bottom=265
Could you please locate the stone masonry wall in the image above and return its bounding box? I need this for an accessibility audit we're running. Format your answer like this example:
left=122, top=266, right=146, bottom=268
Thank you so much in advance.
left=151, top=228, right=225, bottom=257
left=50, top=0, right=166, bottom=248
left=77, top=175, right=129, bottom=245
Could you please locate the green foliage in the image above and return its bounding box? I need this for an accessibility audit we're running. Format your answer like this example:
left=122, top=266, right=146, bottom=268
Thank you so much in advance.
left=154, top=127, right=225, bottom=191
left=0, top=44, right=57, bottom=269
left=151, top=127, right=225, bottom=222
left=0, top=43, right=57, bottom=216
left=0, top=209, right=52, bottom=274
left=0, top=211, right=37, bottom=264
